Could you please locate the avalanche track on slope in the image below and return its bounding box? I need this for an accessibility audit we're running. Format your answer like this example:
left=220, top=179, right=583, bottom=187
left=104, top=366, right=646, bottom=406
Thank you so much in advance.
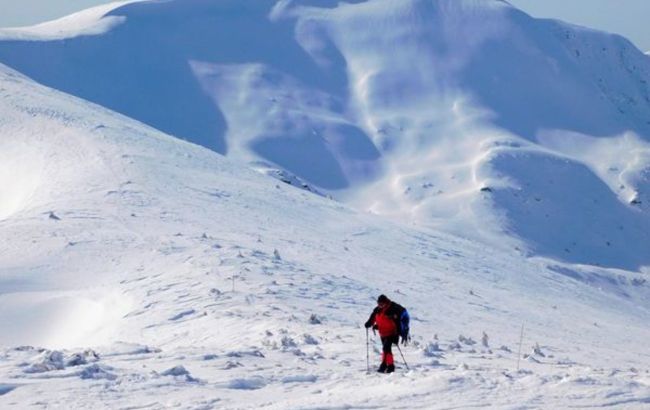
left=0, top=61, right=649, bottom=408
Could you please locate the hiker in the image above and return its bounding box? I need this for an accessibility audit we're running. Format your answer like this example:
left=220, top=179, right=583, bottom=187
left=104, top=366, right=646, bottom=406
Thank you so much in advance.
left=364, top=294, right=410, bottom=373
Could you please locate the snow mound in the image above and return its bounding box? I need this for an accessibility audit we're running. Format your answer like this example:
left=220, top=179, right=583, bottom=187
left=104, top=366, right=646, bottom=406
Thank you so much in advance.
left=23, top=349, right=99, bottom=374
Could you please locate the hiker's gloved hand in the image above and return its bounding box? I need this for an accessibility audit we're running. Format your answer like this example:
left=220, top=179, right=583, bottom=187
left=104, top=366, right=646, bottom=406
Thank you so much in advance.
left=364, top=320, right=372, bottom=329
left=401, top=334, right=409, bottom=345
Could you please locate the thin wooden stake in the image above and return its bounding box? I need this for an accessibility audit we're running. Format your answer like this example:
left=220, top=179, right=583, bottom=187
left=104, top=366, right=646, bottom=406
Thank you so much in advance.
left=516, top=323, right=525, bottom=371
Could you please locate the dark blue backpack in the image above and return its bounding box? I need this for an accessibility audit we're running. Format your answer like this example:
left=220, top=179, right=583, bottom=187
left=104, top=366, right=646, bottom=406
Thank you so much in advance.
left=399, top=308, right=410, bottom=339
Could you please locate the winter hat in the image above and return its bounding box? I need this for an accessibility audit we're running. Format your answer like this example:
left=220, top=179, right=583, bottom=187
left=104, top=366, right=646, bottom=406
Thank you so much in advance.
left=377, top=294, right=389, bottom=304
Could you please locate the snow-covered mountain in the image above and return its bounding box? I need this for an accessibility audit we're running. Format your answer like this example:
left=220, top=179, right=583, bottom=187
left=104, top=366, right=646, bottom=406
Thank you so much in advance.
left=1, top=0, right=650, bottom=408
left=1, top=59, right=649, bottom=409
left=1, top=0, right=650, bottom=271
left=0, top=52, right=650, bottom=409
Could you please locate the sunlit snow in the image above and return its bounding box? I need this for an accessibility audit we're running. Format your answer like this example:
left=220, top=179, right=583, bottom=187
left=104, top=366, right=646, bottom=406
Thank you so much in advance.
left=0, top=1, right=649, bottom=408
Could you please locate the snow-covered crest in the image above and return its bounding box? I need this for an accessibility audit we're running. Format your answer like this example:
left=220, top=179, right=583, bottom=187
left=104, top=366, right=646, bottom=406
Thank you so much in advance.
left=1, top=1, right=648, bottom=272
left=0, top=1, right=142, bottom=41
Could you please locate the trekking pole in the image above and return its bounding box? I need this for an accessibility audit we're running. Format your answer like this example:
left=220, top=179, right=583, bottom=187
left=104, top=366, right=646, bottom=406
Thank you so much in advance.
left=396, top=344, right=409, bottom=371
left=366, top=328, right=370, bottom=373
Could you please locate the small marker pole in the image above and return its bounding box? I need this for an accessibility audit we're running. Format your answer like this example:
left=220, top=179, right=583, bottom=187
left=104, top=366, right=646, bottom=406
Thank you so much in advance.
left=516, top=323, right=525, bottom=371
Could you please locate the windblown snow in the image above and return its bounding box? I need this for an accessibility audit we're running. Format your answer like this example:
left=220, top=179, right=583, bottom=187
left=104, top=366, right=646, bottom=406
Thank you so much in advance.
left=0, top=0, right=649, bottom=409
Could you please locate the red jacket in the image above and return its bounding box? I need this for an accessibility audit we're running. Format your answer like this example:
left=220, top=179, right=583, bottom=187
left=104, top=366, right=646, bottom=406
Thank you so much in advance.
left=375, top=306, right=398, bottom=337
left=366, top=301, right=406, bottom=338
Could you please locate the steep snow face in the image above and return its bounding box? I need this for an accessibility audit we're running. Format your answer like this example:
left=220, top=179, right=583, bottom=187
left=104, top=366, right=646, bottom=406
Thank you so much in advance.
left=1, top=62, right=650, bottom=409
left=1, top=0, right=649, bottom=271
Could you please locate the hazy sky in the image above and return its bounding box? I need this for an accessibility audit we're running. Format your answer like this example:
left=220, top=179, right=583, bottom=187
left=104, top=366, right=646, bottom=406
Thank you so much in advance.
left=509, top=0, right=650, bottom=51
left=0, top=0, right=648, bottom=51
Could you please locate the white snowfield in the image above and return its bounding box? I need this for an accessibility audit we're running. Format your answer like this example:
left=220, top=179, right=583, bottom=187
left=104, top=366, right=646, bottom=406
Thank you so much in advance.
left=0, top=0, right=649, bottom=409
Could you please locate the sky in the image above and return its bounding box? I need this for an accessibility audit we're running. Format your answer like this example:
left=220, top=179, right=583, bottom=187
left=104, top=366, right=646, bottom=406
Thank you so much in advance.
left=0, top=0, right=648, bottom=51
left=508, top=0, right=650, bottom=51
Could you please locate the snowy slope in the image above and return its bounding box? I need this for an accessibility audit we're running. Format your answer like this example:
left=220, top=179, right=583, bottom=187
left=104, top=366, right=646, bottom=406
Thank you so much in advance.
left=1, top=62, right=650, bottom=408
left=1, top=0, right=649, bottom=272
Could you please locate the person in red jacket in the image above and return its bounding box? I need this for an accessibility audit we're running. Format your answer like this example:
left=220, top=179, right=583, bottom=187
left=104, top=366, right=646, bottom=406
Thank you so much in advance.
left=364, top=294, right=410, bottom=373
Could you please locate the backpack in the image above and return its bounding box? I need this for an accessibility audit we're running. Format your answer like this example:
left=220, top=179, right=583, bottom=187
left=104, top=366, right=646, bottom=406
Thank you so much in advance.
left=399, top=307, right=410, bottom=339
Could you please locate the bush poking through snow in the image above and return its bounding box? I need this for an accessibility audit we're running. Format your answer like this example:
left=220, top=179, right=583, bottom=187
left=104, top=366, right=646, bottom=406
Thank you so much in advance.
left=303, top=334, right=319, bottom=345
left=423, top=342, right=442, bottom=357
left=458, top=335, right=476, bottom=345
left=279, top=335, right=298, bottom=350
left=66, top=350, right=100, bottom=367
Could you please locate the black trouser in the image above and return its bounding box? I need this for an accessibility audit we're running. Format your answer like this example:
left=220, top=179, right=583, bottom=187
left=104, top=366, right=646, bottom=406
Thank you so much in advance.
left=381, top=335, right=399, bottom=364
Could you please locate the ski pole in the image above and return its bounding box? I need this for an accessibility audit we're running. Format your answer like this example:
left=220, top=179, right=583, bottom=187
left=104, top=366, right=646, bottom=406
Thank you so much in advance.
left=396, top=344, right=409, bottom=370
left=366, top=328, right=370, bottom=373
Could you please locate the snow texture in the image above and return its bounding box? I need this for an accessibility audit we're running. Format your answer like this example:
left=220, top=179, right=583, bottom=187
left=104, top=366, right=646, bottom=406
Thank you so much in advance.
left=0, top=0, right=649, bottom=409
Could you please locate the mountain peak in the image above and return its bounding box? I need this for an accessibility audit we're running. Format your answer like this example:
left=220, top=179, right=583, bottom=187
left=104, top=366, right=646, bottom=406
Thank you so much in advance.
left=0, top=0, right=649, bottom=270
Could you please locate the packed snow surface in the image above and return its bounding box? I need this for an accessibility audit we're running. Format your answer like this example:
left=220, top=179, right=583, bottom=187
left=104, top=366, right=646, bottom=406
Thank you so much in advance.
left=0, top=0, right=649, bottom=408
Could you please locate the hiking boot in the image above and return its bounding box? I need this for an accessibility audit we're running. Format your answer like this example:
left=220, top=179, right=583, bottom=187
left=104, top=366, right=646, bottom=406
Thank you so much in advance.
left=377, top=362, right=387, bottom=373
left=385, top=364, right=395, bottom=373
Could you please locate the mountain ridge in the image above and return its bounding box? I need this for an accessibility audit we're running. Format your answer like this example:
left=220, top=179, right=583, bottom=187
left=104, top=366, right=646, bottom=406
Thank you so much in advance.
left=1, top=0, right=650, bottom=270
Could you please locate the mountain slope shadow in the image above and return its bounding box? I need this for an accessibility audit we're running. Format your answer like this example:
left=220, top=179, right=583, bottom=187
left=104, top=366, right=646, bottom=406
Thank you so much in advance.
left=488, top=150, right=650, bottom=271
